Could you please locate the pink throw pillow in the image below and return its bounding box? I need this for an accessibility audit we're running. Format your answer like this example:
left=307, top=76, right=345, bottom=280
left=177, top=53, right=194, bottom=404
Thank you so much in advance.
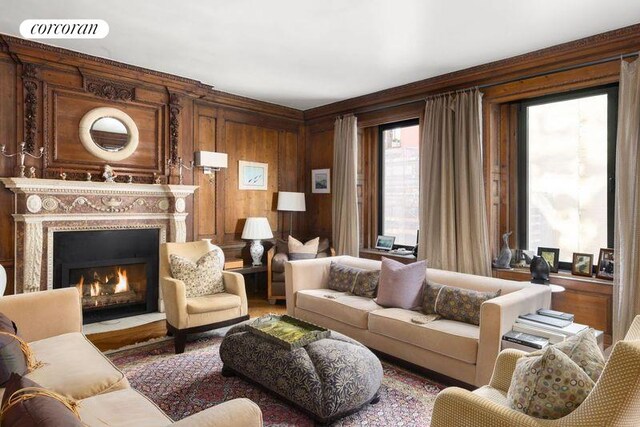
left=375, top=257, right=426, bottom=309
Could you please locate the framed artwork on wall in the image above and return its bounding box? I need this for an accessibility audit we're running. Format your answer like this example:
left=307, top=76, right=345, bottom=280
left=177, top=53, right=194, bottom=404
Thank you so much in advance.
left=311, top=169, right=330, bottom=194
left=238, top=160, right=268, bottom=190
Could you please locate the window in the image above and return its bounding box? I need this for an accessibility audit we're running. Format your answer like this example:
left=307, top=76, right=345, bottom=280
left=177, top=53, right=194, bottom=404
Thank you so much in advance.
left=518, top=85, right=618, bottom=269
left=379, top=119, right=420, bottom=247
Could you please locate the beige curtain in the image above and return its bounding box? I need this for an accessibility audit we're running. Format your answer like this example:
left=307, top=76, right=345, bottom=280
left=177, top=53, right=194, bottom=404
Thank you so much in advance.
left=332, top=115, right=359, bottom=256
left=614, top=57, right=640, bottom=342
left=417, top=89, right=491, bottom=276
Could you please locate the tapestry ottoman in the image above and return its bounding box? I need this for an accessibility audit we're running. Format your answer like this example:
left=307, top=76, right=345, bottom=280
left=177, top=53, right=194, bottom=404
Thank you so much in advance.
left=219, top=321, right=383, bottom=424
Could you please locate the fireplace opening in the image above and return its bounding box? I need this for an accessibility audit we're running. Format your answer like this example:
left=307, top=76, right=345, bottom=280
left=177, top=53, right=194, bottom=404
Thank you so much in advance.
left=53, top=229, right=159, bottom=324
left=68, top=259, right=149, bottom=312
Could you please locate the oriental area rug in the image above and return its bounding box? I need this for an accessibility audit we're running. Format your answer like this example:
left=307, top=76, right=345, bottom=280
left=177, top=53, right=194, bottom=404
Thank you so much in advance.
left=108, top=333, right=445, bottom=426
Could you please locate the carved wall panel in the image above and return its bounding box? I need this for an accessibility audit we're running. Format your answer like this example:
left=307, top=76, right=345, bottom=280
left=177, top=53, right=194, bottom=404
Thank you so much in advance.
left=45, top=89, right=163, bottom=174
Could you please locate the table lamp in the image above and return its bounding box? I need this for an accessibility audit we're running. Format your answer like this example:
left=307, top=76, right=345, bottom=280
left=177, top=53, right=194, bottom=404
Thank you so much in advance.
left=241, top=217, right=274, bottom=266
left=277, top=191, right=306, bottom=236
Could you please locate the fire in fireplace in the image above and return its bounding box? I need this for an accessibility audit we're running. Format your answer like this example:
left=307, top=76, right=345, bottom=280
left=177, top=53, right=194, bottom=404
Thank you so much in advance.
left=71, top=262, right=147, bottom=311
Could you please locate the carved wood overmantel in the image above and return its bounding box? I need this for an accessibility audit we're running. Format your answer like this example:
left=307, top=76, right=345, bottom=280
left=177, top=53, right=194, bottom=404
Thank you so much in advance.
left=0, top=177, right=197, bottom=293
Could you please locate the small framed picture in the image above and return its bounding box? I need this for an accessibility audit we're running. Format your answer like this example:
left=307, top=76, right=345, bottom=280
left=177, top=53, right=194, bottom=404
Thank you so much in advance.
left=596, top=248, right=614, bottom=280
left=537, top=247, right=560, bottom=273
left=572, top=252, right=594, bottom=277
left=238, top=160, right=268, bottom=190
left=311, top=169, right=330, bottom=194
left=375, top=235, right=395, bottom=251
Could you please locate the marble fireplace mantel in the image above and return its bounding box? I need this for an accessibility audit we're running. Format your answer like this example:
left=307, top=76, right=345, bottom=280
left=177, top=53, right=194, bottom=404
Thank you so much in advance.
left=1, top=177, right=198, bottom=294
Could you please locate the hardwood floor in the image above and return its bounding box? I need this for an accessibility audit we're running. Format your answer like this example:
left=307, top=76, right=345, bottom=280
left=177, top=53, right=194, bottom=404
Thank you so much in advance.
left=87, top=298, right=287, bottom=352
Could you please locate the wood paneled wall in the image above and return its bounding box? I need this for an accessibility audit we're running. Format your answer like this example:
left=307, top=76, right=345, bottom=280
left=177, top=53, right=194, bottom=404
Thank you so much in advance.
left=0, top=35, right=304, bottom=294
left=303, top=24, right=640, bottom=257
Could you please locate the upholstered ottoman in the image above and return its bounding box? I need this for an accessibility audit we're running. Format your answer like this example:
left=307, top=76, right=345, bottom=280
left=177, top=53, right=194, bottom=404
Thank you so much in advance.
left=220, top=321, right=383, bottom=424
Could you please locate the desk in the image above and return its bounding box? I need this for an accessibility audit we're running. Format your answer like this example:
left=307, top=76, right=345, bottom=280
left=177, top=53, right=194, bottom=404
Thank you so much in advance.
left=359, top=248, right=416, bottom=264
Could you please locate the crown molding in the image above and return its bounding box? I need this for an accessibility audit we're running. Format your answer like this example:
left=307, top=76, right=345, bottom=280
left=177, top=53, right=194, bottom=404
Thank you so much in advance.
left=304, top=23, right=640, bottom=121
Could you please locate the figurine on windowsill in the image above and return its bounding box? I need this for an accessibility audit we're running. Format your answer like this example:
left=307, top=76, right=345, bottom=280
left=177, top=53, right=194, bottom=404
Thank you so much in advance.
left=85, top=172, right=92, bottom=181
left=102, top=165, right=117, bottom=183
left=28, top=166, right=36, bottom=179
left=59, top=172, right=67, bottom=180
left=492, top=231, right=513, bottom=270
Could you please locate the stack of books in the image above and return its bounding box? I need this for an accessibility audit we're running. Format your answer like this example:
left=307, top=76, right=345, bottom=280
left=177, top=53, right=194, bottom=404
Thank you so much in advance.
left=502, top=309, right=586, bottom=351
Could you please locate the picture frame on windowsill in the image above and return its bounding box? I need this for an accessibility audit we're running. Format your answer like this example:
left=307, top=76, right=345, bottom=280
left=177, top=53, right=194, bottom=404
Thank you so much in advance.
left=572, top=252, right=594, bottom=277
left=537, top=247, right=560, bottom=273
left=596, top=248, right=614, bottom=280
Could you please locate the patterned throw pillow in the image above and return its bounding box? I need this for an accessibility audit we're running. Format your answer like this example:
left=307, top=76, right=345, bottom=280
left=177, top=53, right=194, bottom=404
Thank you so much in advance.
left=352, top=270, right=380, bottom=298
left=327, top=262, right=379, bottom=297
left=169, top=250, right=224, bottom=298
left=327, top=262, right=359, bottom=292
left=422, top=281, right=444, bottom=314
left=288, top=236, right=319, bottom=261
left=507, top=346, right=595, bottom=419
left=531, top=328, right=604, bottom=383
left=431, top=285, right=501, bottom=325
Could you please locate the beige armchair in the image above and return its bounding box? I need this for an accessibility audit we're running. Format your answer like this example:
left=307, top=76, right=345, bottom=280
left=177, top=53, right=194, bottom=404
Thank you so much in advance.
left=267, top=237, right=334, bottom=304
left=160, top=240, right=249, bottom=353
left=431, top=316, right=640, bottom=426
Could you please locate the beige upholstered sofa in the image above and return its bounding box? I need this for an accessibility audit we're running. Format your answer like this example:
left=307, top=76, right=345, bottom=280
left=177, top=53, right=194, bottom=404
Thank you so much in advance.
left=430, top=315, right=640, bottom=426
left=0, top=288, right=262, bottom=427
left=285, top=256, right=551, bottom=387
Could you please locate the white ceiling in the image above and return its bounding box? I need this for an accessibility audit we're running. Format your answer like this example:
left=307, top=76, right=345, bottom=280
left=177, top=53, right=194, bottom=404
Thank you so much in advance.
left=1, top=0, right=639, bottom=110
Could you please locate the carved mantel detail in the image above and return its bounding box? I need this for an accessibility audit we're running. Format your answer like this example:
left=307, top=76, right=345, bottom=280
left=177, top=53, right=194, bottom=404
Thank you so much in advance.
left=22, top=63, right=39, bottom=153
left=0, top=178, right=197, bottom=293
left=168, top=92, right=181, bottom=163
left=84, top=76, right=136, bottom=101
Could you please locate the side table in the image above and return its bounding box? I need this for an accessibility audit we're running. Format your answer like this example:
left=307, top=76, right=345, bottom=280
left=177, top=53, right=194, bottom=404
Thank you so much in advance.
left=227, top=265, right=267, bottom=296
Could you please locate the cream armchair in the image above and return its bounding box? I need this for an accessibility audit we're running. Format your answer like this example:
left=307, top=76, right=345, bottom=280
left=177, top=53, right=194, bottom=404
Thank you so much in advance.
left=160, top=240, right=249, bottom=353
left=431, top=316, right=640, bottom=426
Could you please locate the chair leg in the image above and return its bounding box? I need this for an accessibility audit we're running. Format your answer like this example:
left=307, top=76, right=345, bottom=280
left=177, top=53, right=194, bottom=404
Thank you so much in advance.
left=174, top=332, right=187, bottom=354
left=166, top=321, right=173, bottom=337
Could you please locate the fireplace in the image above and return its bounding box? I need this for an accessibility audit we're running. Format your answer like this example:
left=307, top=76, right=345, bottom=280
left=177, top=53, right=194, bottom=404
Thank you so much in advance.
left=53, top=229, right=159, bottom=324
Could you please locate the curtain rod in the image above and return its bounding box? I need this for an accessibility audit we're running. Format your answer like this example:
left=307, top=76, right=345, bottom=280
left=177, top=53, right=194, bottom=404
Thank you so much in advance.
left=356, top=52, right=639, bottom=109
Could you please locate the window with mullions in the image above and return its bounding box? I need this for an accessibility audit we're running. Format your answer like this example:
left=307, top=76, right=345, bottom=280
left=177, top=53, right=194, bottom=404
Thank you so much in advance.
left=518, top=85, right=618, bottom=270
left=379, top=119, right=420, bottom=247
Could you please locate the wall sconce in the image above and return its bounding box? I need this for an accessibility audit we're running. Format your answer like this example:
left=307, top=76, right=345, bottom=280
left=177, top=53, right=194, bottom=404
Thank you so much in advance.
left=194, top=151, right=228, bottom=183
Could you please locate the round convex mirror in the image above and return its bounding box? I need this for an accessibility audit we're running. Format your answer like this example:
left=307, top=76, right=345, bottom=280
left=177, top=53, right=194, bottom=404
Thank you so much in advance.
left=79, top=107, right=139, bottom=161
left=90, top=117, right=129, bottom=152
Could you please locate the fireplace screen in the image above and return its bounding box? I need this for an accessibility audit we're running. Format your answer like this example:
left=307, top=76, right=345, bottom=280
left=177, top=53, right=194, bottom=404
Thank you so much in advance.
left=70, top=262, right=147, bottom=312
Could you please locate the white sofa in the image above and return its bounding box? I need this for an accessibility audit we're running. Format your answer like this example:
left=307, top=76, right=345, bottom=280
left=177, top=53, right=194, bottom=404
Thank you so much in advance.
left=285, top=256, right=551, bottom=387
left=0, top=288, right=263, bottom=427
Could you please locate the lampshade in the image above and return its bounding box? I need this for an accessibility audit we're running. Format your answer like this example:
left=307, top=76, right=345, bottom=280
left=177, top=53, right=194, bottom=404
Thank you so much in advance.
left=277, top=191, right=306, bottom=212
left=241, top=217, right=274, bottom=240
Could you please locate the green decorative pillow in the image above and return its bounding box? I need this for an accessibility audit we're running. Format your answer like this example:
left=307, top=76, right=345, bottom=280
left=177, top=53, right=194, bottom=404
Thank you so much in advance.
left=507, top=346, right=595, bottom=419
left=531, top=328, right=604, bottom=383
left=327, top=262, right=379, bottom=297
left=431, top=284, right=501, bottom=325
left=169, top=250, right=224, bottom=298
left=0, top=313, right=27, bottom=387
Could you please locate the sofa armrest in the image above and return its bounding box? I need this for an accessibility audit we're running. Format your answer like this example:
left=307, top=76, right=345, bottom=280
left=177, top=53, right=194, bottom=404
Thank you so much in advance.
left=161, top=277, right=188, bottom=330
left=0, top=288, right=82, bottom=342
left=431, top=387, right=538, bottom=427
left=488, top=348, right=528, bottom=392
left=475, top=285, right=551, bottom=386
left=170, top=398, right=262, bottom=427
left=222, top=271, right=248, bottom=316
left=284, top=256, right=348, bottom=316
